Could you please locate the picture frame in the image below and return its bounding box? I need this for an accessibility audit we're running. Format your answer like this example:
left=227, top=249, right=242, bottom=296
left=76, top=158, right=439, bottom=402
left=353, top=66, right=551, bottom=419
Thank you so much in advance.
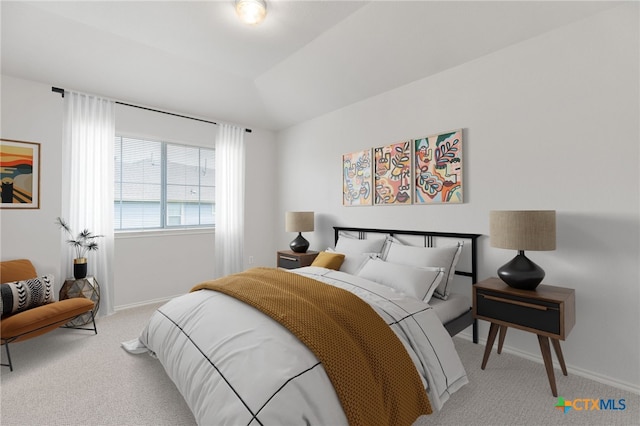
left=414, top=129, right=463, bottom=204
left=0, top=139, right=41, bottom=209
left=342, top=149, right=373, bottom=206
left=373, top=140, right=412, bottom=205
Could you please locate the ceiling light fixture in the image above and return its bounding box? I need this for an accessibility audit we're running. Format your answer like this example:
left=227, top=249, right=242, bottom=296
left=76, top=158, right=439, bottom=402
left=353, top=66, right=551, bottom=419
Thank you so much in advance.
left=236, top=0, right=267, bottom=25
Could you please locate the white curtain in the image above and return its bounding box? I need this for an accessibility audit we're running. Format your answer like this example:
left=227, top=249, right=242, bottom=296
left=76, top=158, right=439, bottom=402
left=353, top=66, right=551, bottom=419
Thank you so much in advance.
left=214, top=124, right=245, bottom=278
left=61, top=91, right=115, bottom=316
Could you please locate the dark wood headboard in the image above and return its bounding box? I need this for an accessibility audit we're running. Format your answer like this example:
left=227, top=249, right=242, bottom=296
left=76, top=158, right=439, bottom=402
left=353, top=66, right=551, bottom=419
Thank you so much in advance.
left=333, top=226, right=482, bottom=342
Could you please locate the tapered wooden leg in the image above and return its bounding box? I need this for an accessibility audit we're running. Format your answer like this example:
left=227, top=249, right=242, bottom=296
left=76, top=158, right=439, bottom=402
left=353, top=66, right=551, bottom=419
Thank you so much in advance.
left=481, top=323, right=500, bottom=370
left=537, top=334, right=558, bottom=397
left=551, top=338, right=568, bottom=376
left=497, top=326, right=507, bottom=354
left=473, top=319, right=478, bottom=344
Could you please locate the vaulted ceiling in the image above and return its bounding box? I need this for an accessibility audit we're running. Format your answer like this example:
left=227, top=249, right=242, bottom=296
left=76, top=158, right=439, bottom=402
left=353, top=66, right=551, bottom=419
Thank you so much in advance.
left=1, top=1, right=618, bottom=131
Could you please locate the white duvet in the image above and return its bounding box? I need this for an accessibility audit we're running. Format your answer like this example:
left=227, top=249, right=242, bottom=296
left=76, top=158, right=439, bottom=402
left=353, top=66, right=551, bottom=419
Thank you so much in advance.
left=124, top=267, right=468, bottom=425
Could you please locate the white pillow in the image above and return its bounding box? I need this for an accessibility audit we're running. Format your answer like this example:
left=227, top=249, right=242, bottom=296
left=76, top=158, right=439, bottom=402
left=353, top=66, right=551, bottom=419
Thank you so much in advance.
left=326, top=248, right=378, bottom=275
left=357, top=257, right=444, bottom=301
left=381, top=235, right=402, bottom=258
left=334, top=235, right=387, bottom=256
left=384, top=241, right=463, bottom=300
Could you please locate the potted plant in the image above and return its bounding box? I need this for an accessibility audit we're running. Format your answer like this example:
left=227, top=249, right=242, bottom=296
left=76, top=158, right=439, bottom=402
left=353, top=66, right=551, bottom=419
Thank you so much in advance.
left=56, top=217, right=103, bottom=279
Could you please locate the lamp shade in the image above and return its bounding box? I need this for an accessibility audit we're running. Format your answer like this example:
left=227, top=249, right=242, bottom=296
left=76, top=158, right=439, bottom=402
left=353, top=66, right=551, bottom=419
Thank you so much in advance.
left=490, top=210, right=556, bottom=251
left=285, top=211, right=314, bottom=233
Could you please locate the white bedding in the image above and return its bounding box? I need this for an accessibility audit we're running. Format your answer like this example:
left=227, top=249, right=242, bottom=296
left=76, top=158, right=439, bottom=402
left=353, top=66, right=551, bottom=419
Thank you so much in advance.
left=429, top=292, right=471, bottom=324
left=125, top=266, right=468, bottom=425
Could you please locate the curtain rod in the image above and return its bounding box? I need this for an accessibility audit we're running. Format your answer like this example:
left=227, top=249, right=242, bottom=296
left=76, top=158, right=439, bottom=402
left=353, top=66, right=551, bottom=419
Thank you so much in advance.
left=51, top=86, right=252, bottom=133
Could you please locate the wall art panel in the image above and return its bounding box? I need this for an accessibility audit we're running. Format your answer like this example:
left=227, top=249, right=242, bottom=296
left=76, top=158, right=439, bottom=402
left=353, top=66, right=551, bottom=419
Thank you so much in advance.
left=374, top=140, right=412, bottom=205
left=342, top=149, right=372, bottom=206
left=414, top=129, right=462, bottom=204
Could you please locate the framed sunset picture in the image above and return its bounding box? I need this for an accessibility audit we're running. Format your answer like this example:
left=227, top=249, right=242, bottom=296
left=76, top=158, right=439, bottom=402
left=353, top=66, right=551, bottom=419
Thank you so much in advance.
left=0, top=139, right=40, bottom=209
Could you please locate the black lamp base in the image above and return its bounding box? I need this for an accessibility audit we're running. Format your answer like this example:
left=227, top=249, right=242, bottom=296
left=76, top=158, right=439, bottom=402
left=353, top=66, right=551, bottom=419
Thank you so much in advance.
left=498, top=250, right=545, bottom=290
left=289, top=232, right=309, bottom=253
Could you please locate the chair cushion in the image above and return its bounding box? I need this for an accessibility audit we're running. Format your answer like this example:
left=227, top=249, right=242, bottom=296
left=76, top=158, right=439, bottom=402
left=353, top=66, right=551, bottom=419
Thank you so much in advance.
left=1, top=298, right=95, bottom=342
left=1, top=259, right=37, bottom=284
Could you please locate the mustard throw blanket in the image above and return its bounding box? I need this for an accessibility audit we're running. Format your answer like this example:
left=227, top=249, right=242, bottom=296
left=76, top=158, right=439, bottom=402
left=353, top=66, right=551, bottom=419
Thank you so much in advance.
left=191, top=267, right=432, bottom=426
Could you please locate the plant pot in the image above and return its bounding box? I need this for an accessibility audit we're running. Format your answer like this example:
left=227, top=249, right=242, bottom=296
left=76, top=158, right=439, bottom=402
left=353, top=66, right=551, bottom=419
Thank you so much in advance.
left=73, top=258, right=88, bottom=279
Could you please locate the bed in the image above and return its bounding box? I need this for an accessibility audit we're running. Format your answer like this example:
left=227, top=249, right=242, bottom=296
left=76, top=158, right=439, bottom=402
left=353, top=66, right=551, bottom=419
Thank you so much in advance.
left=332, top=226, right=481, bottom=343
left=124, top=226, right=481, bottom=425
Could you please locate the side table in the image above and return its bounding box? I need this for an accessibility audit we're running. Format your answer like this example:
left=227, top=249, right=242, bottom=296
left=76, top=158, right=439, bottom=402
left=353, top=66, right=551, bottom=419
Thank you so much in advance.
left=473, top=277, right=575, bottom=396
left=59, top=276, right=101, bottom=327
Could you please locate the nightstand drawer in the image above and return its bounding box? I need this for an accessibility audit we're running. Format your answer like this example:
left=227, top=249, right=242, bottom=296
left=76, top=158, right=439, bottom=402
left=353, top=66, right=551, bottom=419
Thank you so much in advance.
left=476, top=290, right=560, bottom=336
left=278, top=254, right=301, bottom=269
left=277, top=250, right=319, bottom=269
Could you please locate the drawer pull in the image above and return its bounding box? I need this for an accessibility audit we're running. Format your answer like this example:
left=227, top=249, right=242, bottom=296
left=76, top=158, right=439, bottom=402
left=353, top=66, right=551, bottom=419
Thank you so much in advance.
left=279, top=256, right=297, bottom=261
left=481, top=294, right=548, bottom=311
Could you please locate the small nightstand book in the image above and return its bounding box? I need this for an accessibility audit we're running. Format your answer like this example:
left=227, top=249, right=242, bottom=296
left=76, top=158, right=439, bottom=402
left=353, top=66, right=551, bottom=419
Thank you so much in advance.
left=473, top=277, right=575, bottom=397
left=276, top=250, right=319, bottom=269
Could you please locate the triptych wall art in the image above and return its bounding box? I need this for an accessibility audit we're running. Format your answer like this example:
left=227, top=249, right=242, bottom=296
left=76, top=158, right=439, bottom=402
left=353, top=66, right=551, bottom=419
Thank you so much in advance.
left=342, top=129, right=462, bottom=206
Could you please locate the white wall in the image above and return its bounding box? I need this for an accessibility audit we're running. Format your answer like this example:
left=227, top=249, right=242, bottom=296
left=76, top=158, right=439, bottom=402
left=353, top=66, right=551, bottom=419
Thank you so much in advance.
left=276, top=4, right=639, bottom=392
left=1, top=75, right=279, bottom=308
left=0, top=76, right=64, bottom=278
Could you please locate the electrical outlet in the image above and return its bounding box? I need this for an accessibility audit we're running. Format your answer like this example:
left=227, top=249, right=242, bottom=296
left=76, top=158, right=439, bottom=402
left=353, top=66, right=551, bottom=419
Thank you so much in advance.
left=248, top=256, right=254, bottom=265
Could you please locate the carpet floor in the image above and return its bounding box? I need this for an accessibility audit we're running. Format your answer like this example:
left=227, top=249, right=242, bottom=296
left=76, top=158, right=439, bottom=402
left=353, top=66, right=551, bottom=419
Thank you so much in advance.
left=1, top=301, right=638, bottom=425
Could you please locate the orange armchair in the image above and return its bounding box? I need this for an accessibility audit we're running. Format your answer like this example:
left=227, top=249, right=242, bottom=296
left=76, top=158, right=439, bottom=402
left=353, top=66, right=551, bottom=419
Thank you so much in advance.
left=1, top=259, right=96, bottom=371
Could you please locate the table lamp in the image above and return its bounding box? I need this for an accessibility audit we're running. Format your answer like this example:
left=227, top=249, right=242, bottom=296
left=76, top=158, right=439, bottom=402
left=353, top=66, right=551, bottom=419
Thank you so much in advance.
left=490, top=210, right=556, bottom=290
left=285, top=211, right=314, bottom=253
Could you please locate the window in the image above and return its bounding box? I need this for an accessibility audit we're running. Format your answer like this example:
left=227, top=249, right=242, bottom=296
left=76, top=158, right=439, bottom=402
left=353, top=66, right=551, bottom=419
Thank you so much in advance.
left=114, top=136, right=215, bottom=230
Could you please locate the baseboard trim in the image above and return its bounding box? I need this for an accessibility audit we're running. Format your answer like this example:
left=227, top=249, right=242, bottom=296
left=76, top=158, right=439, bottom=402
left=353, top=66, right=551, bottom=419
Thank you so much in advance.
left=114, top=295, right=180, bottom=312
left=456, top=331, right=640, bottom=395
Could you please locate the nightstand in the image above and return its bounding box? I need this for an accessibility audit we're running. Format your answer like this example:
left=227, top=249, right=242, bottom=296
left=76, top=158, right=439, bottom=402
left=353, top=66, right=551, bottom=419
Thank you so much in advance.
left=59, top=276, right=101, bottom=327
left=277, top=250, right=319, bottom=269
left=473, top=277, right=575, bottom=397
